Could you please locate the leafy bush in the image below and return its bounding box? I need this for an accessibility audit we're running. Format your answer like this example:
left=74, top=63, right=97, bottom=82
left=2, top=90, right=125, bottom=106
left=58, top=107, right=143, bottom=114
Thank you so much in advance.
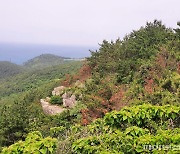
left=50, top=95, right=63, bottom=105
left=50, top=126, right=66, bottom=138
left=2, top=131, right=57, bottom=154
left=0, top=100, right=30, bottom=147
left=72, top=128, right=180, bottom=154
left=72, top=103, right=180, bottom=153
left=104, top=104, right=180, bottom=129
left=145, top=90, right=180, bottom=105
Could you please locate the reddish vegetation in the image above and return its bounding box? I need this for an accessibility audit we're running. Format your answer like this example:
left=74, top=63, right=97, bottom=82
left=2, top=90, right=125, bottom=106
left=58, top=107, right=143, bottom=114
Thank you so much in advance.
left=80, top=77, right=128, bottom=125
left=73, top=64, right=92, bottom=82
left=61, top=64, right=92, bottom=87
left=81, top=118, right=89, bottom=126
left=80, top=87, right=127, bottom=125
left=61, top=74, right=72, bottom=87
left=89, top=108, right=104, bottom=120
left=100, top=99, right=109, bottom=106
left=110, top=88, right=126, bottom=110
left=144, top=78, right=154, bottom=94
left=81, top=109, right=90, bottom=125
left=81, top=95, right=111, bottom=125
left=156, top=48, right=178, bottom=72
left=81, top=107, right=109, bottom=125
left=156, top=54, right=167, bottom=69
left=62, top=49, right=179, bottom=126
left=144, top=48, right=179, bottom=94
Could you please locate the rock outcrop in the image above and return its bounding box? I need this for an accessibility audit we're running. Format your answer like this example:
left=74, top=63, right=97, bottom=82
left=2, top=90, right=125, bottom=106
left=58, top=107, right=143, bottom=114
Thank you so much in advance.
left=52, top=86, right=65, bottom=96
left=40, top=98, right=65, bottom=115
left=40, top=84, right=79, bottom=115
left=62, top=92, right=77, bottom=108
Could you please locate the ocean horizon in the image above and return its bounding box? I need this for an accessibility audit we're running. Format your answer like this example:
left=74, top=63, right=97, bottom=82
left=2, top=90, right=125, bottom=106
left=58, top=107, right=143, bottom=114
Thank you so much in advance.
left=0, top=42, right=97, bottom=64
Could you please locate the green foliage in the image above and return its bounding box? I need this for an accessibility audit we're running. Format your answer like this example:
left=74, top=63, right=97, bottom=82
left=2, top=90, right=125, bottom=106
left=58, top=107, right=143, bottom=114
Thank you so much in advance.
left=72, top=104, right=180, bottom=154
left=0, top=100, right=30, bottom=146
left=174, top=22, right=180, bottom=39
left=161, top=72, right=180, bottom=93
left=2, top=131, right=57, bottom=154
left=0, top=61, right=82, bottom=97
left=135, top=129, right=180, bottom=153
left=50, top=126, right=66, bottom=138
left=0, top=61, right=23, bottom=79
left=88, top=20, right=174, bottom=80
left=49, top=102, right=86, bottom=132
left=72, top=128, right=180, bottom=154
left=50, top=95, right=63, bottom=105
left=124, top=126, right=150, bottom=137
left=88, top=39, right=123, bottom=75
left=0, top=61, right=82, bottom=150
left=122, top=20, right=173, bottom=59
left=104, top=104, right=180, bottom=129
left=52, top=103, right=180, bottom=154
left=117, top=59, right=137, bottom=83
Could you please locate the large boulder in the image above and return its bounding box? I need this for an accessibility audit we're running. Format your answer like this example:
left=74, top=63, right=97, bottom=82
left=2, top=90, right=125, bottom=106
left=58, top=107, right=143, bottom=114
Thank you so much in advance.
left=62, top=92, right=77, bottom=108
left=40, top=99, right=65, bottom=115
left=52, top=86, right=65, bottom=96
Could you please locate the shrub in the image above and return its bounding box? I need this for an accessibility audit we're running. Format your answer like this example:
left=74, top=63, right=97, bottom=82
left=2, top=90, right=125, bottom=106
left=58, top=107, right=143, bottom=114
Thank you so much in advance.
left=2, top=131, right=57, bottom=154
left=104, top=104, right=180, bottom=129
left=50, top=95, right=63, bottom=105
left=72, top=128, right=180, bottom=154
left=50, top=126, right=66, bottom=138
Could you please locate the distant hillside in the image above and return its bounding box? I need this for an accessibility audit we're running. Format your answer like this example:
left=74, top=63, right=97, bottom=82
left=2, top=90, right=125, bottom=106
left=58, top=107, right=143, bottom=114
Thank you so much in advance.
left=0, top=61, right=82, bottom=98
left=23, top=54, right=68, bottom=69
left=0, top=61, right=23, bottom=79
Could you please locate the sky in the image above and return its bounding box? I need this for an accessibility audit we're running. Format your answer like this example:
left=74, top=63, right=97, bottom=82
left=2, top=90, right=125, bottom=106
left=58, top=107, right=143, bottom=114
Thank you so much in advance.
left=0, top=0, right=180, bottom=46
left=0, top=0, right=180, bottom=64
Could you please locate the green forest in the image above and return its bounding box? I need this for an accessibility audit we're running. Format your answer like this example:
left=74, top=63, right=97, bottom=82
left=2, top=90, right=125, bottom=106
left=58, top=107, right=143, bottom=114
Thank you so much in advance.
left=0, top=20, right=180, bottom=154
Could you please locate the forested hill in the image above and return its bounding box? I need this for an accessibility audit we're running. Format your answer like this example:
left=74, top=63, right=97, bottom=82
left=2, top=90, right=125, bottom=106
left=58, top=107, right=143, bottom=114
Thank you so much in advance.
left=23, top=54, right=68, bottom=69
left=0, top=54, right=72, bottom=79
left=0, top=20, right=180, bottom=153
left=0, top=61, right=23, bottom=79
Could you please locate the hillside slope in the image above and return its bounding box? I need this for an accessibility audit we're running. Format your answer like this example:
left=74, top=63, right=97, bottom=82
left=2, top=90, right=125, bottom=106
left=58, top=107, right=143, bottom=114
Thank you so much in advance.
left=56, top=20, right=180, bottom=153
left=0, top=61, right=82, bottom=98
left=0, top=60, right=83, bottom=149
left=23, top=54, right=67, bottom=69
left=0, top=61, right=23, bottom=79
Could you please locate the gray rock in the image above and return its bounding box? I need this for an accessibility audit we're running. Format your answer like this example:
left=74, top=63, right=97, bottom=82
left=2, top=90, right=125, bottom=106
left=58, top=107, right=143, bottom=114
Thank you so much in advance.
left=52, top=86, right=65, bottom=96
left=40, top=99, right=65, bottom=115
left=62, top=92, right=77, bottom=108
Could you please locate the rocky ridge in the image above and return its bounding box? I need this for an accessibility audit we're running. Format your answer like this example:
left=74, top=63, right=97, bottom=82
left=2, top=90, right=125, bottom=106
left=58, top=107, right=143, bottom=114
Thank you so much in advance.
left=40, top=82, right=81, bottom=115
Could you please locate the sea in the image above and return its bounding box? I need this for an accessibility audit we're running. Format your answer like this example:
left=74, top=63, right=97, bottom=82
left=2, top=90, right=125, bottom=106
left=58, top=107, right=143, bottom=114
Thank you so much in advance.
left=0, top=43, right=97, bottom=64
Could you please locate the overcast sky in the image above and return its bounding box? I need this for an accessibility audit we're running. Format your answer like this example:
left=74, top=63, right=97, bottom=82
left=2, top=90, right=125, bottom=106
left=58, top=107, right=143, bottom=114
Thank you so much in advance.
left=0, top=0, right=180, bottom=46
